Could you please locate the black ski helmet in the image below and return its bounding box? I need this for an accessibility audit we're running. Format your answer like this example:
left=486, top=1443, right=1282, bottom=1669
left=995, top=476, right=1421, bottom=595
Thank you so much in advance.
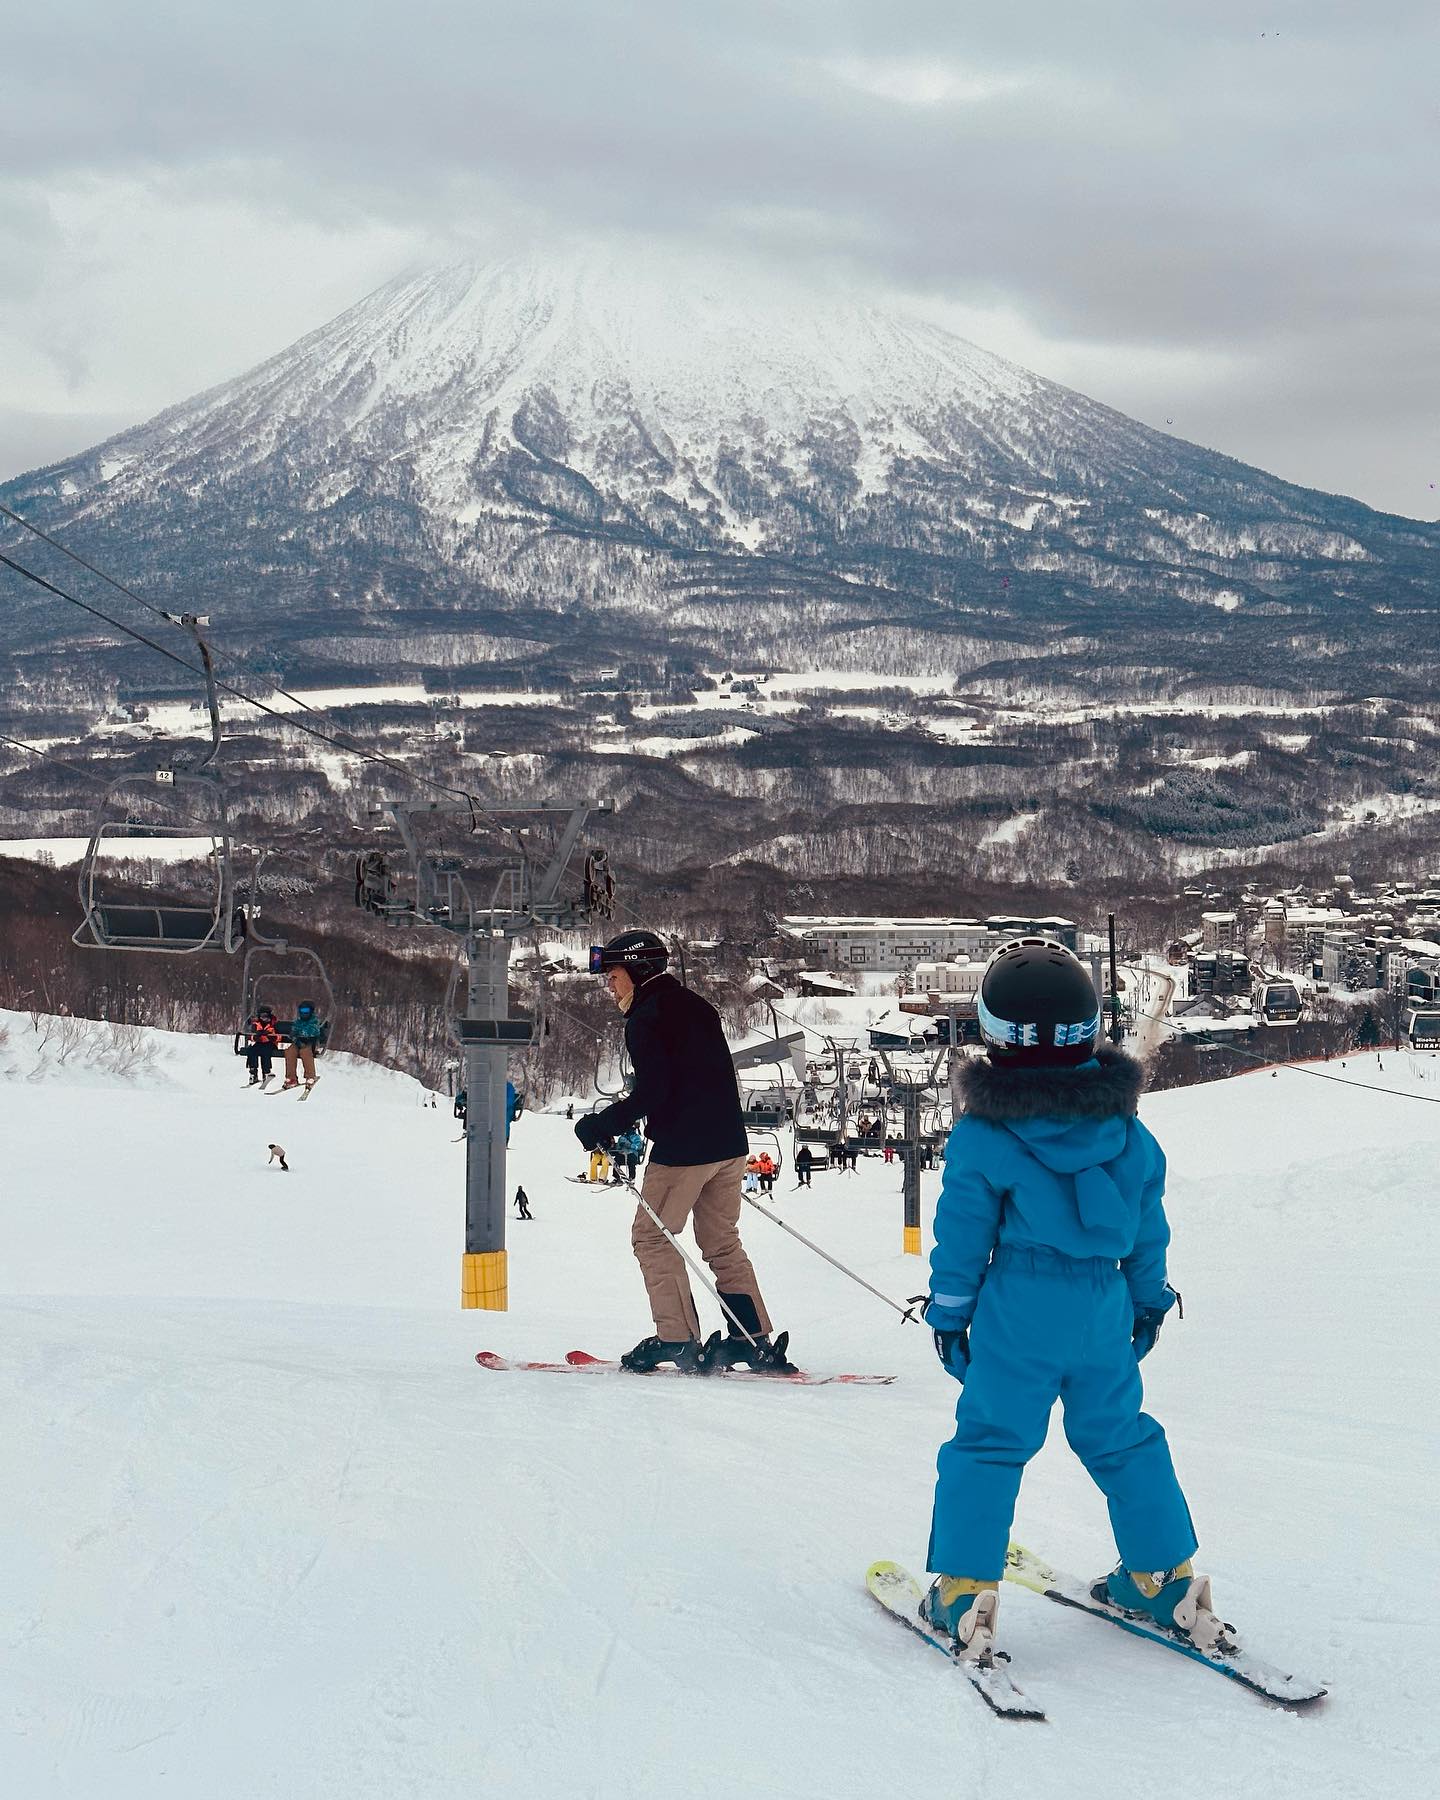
left=591, top=929, right=669, bottom=982
left=977, top=937, right=1102, bottom=1067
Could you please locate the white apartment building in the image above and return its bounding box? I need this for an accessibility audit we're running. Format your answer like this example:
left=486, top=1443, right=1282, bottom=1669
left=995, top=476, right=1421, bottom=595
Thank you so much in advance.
left=912, top=957, right=986, bottom=997
left=784, top=917, right=1003, bottom=971
left=1201, top=911, right=1238, bottom=952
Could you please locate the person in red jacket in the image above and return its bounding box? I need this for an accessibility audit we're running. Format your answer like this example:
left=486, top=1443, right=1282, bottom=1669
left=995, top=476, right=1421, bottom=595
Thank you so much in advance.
left=245, top=1007, right=281, bottom=1085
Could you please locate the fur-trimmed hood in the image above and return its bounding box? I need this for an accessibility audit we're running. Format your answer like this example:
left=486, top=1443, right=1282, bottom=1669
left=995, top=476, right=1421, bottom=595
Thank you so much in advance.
left=958, top=1043, right=1145, bottom=1126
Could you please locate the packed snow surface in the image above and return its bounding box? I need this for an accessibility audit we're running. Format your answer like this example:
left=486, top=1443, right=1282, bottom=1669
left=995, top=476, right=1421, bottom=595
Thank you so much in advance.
left=3, top=1010, right=1437, bottom=1797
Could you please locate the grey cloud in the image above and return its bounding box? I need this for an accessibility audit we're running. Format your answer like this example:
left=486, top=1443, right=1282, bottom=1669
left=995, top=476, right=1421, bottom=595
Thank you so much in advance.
left=2, top=1, right=1436, bottom=512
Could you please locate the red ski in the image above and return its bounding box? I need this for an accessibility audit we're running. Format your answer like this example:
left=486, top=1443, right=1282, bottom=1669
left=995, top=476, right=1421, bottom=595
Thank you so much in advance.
left=475, top=1350, right=894, bottom=1385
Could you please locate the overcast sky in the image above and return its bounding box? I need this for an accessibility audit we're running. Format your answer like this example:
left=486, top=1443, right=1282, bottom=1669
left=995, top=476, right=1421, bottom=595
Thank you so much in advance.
left=2, top=1, right=1436, bottom=516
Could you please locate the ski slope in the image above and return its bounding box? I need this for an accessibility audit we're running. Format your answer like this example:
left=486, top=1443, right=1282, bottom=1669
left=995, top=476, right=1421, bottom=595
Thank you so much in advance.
left=2, top=1011, right=1437, bottom=1797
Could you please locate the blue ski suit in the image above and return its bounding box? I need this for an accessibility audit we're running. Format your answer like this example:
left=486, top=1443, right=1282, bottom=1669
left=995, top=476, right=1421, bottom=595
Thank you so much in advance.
left=927, top=1046, right=1196, bottom=1581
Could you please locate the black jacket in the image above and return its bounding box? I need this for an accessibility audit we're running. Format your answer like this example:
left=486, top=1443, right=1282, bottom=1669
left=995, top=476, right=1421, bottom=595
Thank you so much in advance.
left=591, top=973, right=748, bottom=1166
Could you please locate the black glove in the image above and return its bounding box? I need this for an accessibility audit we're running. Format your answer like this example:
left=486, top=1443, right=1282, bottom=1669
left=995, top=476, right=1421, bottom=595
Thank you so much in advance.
left=574, top=1114, right=610, bottom=1151
left=1132, top=1284, right=1181, bottom=1360
left=922, top=1301, right=972, bottom=1383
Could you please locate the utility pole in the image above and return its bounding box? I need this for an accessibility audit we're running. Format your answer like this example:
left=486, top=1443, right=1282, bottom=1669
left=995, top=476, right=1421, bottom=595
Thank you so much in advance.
left=357, top=801, right=612, bottom=1310
left=1107, top=914, right=1124, bottom=1045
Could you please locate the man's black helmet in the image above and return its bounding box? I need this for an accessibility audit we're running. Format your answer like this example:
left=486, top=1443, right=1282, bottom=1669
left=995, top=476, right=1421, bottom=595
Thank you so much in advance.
left=977, top=937, right=1102, bottom=1067
left=590, top=930, right=669, bottom=981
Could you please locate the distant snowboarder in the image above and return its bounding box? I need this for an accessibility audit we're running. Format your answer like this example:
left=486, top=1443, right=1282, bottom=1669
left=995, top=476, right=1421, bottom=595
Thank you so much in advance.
left=267, top=1143, right=289, bottom=1172
left=918, top=939, right=1210, bottom=1663
left=514, top=1185, right=532, bottom=1220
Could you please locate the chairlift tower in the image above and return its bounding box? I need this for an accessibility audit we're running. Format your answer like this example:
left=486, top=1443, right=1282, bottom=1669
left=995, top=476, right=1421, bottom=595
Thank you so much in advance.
left=357, top=799, right=613, bottom=1310
left=874, top=1047, right=947, bottom=1256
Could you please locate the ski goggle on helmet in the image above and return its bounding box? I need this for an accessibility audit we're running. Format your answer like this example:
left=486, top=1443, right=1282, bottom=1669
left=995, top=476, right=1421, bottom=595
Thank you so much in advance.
left=589, top=930, right=669, bottom=978
left=976, top=938, right=1102, bottom=1066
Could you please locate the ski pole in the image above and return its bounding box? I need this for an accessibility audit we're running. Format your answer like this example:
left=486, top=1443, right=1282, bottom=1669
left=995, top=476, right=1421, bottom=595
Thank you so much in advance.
left=615, top=1170, right=761, bottom=1348
left=738, top=1193, right=917, bottom=1324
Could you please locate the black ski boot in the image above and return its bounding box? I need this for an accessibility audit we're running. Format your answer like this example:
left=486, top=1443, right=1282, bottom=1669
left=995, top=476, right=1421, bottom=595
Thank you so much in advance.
left=620, top=1334, right=717, bottom=1375
left=716, top=1329, right=799, bottom=1374
left=715, top=1293, right=799, bottom=1374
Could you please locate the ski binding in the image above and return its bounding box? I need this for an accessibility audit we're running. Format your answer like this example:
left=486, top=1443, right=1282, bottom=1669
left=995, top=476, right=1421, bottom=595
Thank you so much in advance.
left=1004, top=1542, right=1326, bottom=1707
left=865, top=1561, right=1045, bottom=1720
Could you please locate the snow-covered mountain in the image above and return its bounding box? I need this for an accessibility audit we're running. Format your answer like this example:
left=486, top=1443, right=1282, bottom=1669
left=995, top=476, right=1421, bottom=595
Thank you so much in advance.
left=3, top=249, right=1437, bottom=699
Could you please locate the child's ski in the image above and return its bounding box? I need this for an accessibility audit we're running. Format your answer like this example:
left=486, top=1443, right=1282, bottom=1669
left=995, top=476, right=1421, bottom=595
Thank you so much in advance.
left=473, top=1350, right=894, bottom=1385
left=865, top=1561, right=1045, bottom=1721
left=1003, top=1543, right=1326, bottom=1707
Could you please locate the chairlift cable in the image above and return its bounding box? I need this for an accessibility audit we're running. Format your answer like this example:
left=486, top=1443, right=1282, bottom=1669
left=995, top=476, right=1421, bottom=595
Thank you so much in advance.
left=1, top=499, right=497, bottom=814
left=1134, top=1006, right=1440, bottom=1106
left=0, top=731, right=115, bottom=792
left=0, top=546, right=502, bottom=826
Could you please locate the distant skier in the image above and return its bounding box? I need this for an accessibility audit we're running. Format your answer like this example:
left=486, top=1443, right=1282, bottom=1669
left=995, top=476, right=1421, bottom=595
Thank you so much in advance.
left=244, top=1007, right=281, bottom=1085
left=576, top=930, right=795, bottom=1374
left=281, top=999, right=325, bottom=1091
left=794, top=1143, right=814, bottom=1188
left=267, top=1143, right=289, bottom=1172
left=515, top=1185, right=532, bottom=1220
left=918, top=939, right=1210, bottom=1663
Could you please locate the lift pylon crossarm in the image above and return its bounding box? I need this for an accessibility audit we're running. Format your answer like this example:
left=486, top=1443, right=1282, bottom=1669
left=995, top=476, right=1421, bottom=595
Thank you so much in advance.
left=374, top=800, right=612, bottom=938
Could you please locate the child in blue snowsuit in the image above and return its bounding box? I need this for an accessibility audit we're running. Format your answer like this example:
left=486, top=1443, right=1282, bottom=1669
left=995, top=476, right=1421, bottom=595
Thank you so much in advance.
left=921, top=940, right=1205, bottom=1656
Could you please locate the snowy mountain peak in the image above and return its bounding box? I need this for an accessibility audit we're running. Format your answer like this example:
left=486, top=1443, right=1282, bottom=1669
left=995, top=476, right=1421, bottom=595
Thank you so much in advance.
left=325, top=248, right=1037, bottom=429
left=84, top=248, right=1048, bottom=532
left=3, top=246, right=1436, bottom=702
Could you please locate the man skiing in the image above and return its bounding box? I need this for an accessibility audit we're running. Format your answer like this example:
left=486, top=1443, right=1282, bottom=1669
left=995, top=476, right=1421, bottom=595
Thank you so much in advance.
left=575, top=930, right=795, bottom=1375
left=920, top=938, right=1210, bottom=1662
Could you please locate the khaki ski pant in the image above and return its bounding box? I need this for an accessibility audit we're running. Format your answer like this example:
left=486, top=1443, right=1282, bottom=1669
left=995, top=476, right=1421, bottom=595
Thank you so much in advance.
left=632, top=1154, right=773, bottom=1341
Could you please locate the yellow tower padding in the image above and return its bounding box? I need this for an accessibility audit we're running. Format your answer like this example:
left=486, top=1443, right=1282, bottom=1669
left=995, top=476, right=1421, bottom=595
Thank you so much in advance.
left=903, top=1224, right=922, bottom=1257
left=461, top=1250, right=508, bottom=1310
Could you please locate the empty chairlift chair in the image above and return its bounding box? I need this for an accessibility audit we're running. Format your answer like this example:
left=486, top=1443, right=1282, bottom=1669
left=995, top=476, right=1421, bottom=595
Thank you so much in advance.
left=73, top=768, right=245, bottom=954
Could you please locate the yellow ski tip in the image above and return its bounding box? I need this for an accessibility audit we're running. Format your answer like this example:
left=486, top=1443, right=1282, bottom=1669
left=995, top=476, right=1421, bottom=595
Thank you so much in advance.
left=1004, top=1542, right=1057, bottom=1594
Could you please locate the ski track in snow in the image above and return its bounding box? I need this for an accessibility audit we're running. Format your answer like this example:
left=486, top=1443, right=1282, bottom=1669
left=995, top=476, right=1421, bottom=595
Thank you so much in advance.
left=1, top=1010, right=1437, bottom=1796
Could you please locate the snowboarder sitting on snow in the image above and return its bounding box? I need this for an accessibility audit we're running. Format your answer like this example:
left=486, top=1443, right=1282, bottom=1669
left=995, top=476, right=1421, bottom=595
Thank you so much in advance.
left=244, top=1007, right=281, bottom=1084
left=920, top=938, right=1213, bottom=1663
left=575, top=929, right=795, bottom=1375
left=280, top=1000, right=326, bottom=1091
